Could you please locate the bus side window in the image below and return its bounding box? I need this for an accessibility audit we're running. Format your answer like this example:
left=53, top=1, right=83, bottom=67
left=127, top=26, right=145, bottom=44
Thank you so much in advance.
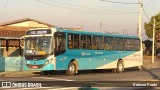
left=104, top=36, right=114, bottom=50
left=93, top=36, right=103, bottom=50
left=68, top=34, right=80, bottom=49
left=124, top=38, right=133, bottom=51
left=93, top=44, right=98, bottom=49
left=105, top=44, right=109, bottom=50
left=54, top=32, right=66, bottom=56
left=133, top=39, right=140, bottom=51
left=81, top=35, right=92, bottom=49
left=114, top=37, right=123, bottom=51
left=69, top=42, right=73, bottom=49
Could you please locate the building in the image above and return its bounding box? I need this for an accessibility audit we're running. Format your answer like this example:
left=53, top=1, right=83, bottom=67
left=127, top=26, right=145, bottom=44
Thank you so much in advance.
left=0, top=18, right=83, bottom=57
left=0, top=18, right=54, bottom=57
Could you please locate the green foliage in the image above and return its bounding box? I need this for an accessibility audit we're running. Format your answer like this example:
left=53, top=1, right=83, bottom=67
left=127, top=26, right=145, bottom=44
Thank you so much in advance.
left=144, top=13, right=160, bottom=40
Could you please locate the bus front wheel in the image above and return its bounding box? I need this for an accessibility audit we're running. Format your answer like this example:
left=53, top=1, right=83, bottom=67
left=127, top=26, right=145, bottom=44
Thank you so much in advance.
left=116, top=60, right=124, bottom=73
left=66, top=62, right=76, bottom=76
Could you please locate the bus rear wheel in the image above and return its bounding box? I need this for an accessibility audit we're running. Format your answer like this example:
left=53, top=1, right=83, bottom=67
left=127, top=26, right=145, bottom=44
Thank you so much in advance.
left=116, top=60, right=124, bottom=73
left=66, top=62, right=76, bottom=76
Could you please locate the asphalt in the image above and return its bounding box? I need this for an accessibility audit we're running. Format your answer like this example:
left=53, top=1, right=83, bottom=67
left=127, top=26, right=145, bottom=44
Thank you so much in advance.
left=0, top=57, right=159, bottom=77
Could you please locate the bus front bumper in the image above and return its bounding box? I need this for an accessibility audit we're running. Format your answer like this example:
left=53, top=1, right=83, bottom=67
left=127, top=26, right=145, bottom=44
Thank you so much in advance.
left=23, top=63, right=54, bottom=71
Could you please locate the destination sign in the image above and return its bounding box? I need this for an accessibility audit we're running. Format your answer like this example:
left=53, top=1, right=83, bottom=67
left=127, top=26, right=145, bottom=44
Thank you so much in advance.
left=26, top=29, right=52, bottom=35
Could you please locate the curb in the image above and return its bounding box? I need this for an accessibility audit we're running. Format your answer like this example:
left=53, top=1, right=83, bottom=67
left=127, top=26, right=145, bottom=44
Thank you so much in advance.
left=0, top=71, right=41, bottom=77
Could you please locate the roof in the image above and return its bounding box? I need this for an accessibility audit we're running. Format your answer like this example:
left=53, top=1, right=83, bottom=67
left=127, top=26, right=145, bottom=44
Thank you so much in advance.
left=60, top=29, right=139, bottom=39
left=0, top=26, right=31, bottom=31
left=61, top=27, right=83, bottom=31
left=0, top=26, right=29, bottom=47
left=0, top=26, right=28, bottom=38
left=0, top=18, right=54, bottom=27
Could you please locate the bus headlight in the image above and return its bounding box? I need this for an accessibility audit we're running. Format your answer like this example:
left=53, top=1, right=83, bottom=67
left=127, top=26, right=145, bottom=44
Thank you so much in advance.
left=44, top=59, right=52, bottom=66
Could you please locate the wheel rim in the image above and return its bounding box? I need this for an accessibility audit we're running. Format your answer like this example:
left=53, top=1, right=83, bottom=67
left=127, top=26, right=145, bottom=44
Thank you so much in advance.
left=119, top=63, right=123, bottom=71
left=69, top=64, right=75, bottom=74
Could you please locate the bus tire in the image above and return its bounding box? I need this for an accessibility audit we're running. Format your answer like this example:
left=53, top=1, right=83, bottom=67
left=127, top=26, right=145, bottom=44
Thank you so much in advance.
left=112, top=69, right=117, bottom=73
left=138, top=66, right=143, bottom=71
left=116, top=60, right=124, bottom=73
left=41, top=71, right=52, bottom=75
left=66, top=62, right=76, bottom=76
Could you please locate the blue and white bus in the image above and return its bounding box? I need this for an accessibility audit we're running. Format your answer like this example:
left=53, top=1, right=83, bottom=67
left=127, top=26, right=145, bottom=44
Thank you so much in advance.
left=23, top=27, right=143, bottom=76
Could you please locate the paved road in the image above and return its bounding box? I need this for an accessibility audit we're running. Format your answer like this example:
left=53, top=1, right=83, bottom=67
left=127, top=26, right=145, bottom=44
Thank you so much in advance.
left=0, top=68, right=159, bottom=90
left=0, top=68, right=160, bottom=81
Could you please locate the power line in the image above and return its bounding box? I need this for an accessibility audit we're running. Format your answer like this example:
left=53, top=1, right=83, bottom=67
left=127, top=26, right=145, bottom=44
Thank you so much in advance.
left=100, top=0, right=138, bottom=5
left=102, top=24, right=137, bottom=27
left=36, top=0, right=138, bottom=15
left=36, top=0, right=83, bottom=12
left=4, top=0, right=8, bottom=8
left=48, top=0, right=137, bottom=13
left=142, top=7, right=150, bottom=20
left=144, top=0, right=154, bottom=8
left=0, top=0, right=2, bottom=5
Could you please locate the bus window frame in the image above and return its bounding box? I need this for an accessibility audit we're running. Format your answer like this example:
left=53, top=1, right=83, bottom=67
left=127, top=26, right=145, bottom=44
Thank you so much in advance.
left=92, top=35, right=104, bottom=50
left=133, top=39, right=140, bottom=51
left=104, top=36, right=114, bottom=50
left=124, top=38, right=133, bottom=51
left=68, top=33, right=80, bottom=49
left=81, top=34, right=92, bottom=50
left=114, top=37, right=124, bottom=51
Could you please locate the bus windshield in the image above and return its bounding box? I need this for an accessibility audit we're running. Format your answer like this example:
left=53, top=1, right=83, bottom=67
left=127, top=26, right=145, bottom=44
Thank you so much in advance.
left=24, top=36, right=52, bottom=55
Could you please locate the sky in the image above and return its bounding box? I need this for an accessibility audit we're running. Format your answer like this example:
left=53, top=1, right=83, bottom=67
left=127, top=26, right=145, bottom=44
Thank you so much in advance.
left=0, top=0, right=160, bottom=40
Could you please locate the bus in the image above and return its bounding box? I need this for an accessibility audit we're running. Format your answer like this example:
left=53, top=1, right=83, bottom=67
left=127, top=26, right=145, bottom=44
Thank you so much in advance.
left=23, top=27, right=143, bottom=76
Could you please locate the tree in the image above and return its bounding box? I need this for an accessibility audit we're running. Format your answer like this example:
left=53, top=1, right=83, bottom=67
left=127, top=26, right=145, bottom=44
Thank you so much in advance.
left=143, top=40, right=152, bottom=55
left=144, top=13, right=160, bottom=41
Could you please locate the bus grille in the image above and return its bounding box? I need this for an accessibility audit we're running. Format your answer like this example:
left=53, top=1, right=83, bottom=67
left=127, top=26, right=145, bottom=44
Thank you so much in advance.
left=26, top=64, right=44, bottom=69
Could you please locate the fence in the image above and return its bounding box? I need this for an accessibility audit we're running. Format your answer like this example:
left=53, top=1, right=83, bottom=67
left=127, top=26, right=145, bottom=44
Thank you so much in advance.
left=0, top=57, right=24, bottom=72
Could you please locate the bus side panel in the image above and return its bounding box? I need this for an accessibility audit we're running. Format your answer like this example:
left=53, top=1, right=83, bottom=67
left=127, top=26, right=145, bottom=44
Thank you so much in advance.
left=96, top=51, right=141, bottom=69
left=56, top=49, right=140, bottom=70
left=122, top=51, right=142, bottom=68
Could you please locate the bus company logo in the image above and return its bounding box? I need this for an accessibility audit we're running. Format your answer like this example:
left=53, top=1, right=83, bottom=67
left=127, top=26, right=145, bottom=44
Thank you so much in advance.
left=82, top=52, right=91, bottom=56
left=95, top=52, right=103, bottom=54
left=1, top=82, right=12, bottom=87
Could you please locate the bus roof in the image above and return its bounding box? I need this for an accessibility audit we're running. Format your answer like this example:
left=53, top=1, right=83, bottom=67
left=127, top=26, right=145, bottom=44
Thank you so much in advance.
left=59, top=29, right=139, bottom=39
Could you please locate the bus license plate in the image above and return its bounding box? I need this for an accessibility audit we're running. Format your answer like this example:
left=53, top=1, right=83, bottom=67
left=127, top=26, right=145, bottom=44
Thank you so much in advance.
left=31, top=66, right=38, bottom=69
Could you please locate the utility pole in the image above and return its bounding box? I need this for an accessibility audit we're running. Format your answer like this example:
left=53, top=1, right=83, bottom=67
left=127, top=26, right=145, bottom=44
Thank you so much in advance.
left=126, top=29, right=128, bottom=35
left=152, top=16, right=156, bottom=63
left=80, top=23, right=84, bottom=31
left=100, top=22, right=103, bottom=32
left=137, top=23, right=139, bottom=36
left=138, top=0, right=142, bottom=38
left=138, top=0, right=143, bottom=64
left=123, top=29, right=128, bottom=35
left=123, top=29, right=125, bottom=35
